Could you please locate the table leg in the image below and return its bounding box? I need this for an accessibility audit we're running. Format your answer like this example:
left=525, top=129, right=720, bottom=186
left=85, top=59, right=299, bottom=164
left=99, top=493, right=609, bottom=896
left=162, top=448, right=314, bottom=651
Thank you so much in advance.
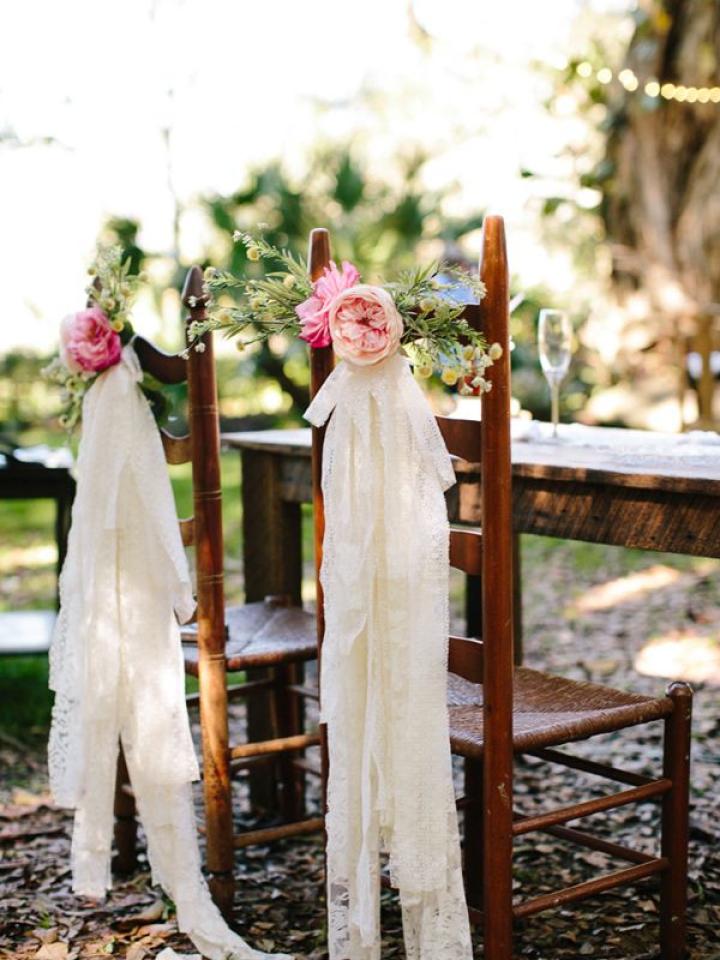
left=241, top=450, right=303, bottom=812
left=513, top=532, right=523, bottom=665
left=55, top=491, right=74, bottom=609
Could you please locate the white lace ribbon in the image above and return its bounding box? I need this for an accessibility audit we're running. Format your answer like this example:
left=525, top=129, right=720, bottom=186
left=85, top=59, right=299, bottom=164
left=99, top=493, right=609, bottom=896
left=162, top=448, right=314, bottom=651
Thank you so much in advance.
left=305, top=353, right=472, bottom=960
left=48, top=345, right=291, bottom=960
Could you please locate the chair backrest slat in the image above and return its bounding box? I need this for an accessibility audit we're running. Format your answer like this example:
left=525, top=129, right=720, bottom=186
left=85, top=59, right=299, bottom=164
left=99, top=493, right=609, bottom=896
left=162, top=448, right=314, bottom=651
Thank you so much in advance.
left=179, top=517, right=195, bottom=547
left=449, top=528, right=483, bottom=576
left=448, top=635, right=484, bottom=683
left=133, top=336, right=188, bottom=384
left=161, top=429, right=192, bottom=465
left=436, top=415, right=482, bottom=463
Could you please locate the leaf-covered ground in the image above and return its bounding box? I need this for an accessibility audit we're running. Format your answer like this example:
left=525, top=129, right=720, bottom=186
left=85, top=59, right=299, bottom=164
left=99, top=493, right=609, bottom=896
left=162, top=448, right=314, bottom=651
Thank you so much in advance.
left=1, top=537, right=718, bottom=959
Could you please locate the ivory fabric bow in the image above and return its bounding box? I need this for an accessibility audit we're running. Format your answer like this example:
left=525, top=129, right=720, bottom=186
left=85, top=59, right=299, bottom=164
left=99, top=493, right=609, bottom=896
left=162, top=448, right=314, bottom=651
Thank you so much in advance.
left=48, top=345, right=292, bottom=960
left=305, top=353, right=472, bottom=960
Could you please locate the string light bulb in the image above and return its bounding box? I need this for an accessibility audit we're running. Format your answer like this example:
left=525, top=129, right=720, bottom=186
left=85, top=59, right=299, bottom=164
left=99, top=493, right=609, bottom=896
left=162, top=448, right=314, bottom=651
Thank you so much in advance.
left=574, top=64, right=719, bottom=106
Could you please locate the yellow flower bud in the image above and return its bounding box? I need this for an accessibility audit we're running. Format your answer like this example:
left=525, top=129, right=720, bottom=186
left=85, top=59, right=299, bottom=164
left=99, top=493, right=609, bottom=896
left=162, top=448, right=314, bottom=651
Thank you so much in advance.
left=419, top=297, right=434, bottom=313
left=283, top=274, right=296, bottom=289
left=488, top=342, right=503, bottom=360
left=462, top=344, right=475, bottom=362
left=249, top=295, right=264, bottom=311
left=110, top=319, right=124, bottom=333
left=247, top=246, right=261, bottom=262
left=416, top=364, right=433, bottom=379
left=441, top=368, right=460, bottom=387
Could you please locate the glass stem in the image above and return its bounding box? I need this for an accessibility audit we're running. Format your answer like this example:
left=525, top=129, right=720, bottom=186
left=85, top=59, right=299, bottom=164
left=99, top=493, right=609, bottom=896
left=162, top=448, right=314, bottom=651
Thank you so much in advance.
left=551, top=381, right=560, bottom=437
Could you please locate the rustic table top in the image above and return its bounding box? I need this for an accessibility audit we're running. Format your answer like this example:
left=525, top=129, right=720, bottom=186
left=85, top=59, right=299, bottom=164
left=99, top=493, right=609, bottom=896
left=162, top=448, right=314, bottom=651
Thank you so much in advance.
left=223, top=423, right=720, bottom=497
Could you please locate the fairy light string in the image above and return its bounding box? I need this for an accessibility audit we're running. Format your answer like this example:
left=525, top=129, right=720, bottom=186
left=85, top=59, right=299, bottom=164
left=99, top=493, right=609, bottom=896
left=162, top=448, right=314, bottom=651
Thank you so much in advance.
left=575, top=61, right=720, bottom=104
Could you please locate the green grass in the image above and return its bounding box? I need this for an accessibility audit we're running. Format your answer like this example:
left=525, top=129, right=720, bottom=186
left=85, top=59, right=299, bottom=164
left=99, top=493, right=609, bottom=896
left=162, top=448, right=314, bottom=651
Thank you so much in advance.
left=0, top=446, right=246, bottom=740
left=2, top=437, right=716, bottom=745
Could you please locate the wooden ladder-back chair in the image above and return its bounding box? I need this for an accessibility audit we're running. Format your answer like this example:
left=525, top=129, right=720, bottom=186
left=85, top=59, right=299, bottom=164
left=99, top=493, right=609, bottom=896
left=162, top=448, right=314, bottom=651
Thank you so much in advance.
left=307, top=219, right=693, bottom=960
left=113, top=266, right=322, bottom=915
left=443, top=217, right=691, bottom=958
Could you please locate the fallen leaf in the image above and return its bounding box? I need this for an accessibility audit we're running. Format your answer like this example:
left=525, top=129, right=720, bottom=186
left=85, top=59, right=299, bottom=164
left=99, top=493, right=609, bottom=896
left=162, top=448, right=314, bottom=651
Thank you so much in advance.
left=112, top=902, right=164, bottom=931
left=34, top=945, right=68, bottom=960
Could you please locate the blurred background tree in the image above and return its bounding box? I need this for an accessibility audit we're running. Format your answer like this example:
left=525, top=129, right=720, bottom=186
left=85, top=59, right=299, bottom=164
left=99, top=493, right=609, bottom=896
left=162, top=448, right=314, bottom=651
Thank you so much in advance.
left=541, top=0, right=720, bottom=427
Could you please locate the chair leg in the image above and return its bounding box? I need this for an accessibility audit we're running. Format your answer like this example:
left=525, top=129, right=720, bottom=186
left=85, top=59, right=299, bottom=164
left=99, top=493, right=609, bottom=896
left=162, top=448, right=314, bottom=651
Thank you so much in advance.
left=199, top=653, right=235, bottom=918
left=463, top=759, right=484, bottom=910
left=660, top=681, right=693, bottom=960
left=113, top=744, right=138, bottom=874
left=275, top=663, right=305, bottom=822
left=482, top=759, right=514, bottom=959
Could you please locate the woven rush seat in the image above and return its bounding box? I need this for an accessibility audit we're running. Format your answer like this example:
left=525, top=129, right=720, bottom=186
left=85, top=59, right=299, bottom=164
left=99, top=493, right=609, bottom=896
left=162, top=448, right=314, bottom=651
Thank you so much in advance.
left=448, top=668, right=673, bottom=757
left=183, top=602, right=316, bottom=676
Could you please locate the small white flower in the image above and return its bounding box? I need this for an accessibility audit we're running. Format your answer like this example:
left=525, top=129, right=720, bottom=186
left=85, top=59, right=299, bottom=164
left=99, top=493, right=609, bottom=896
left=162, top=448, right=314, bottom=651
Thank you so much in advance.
left=233, top=230, right=243, bottom=242
left=195, top=342, right=206, bottom=353
left=441, top=367, right=460, bottom=387
left=458, top=382, right=473, bottom=396
left=488, top=342, right=503, bottom=361
left=188, top=295, right=198, bottom=308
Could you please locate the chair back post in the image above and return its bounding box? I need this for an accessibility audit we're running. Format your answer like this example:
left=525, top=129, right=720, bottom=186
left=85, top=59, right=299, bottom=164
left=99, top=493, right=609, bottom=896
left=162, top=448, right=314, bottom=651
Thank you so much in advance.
left=182, top=265, right=233, bottom=909
left=308, top=228, right=333, bottom=647
left=478, top=215, right=514, bottom=954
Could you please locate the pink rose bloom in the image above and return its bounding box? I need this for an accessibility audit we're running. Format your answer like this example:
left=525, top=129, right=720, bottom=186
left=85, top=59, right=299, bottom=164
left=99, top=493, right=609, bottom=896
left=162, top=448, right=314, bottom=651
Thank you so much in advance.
left=296, top=260, right=360, bottom=348
left=328, top=284, right=404, bottom=367
left=59, top=307, right=122, bottom=374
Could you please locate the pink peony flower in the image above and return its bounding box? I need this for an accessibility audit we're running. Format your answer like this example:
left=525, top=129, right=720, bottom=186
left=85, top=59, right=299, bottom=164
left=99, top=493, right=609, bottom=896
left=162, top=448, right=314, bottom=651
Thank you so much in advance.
left=59, top=307, right=122, bottom=374
left=296, top=260, right=360, bottom=348
left=328, top=284, right=404, bottom=367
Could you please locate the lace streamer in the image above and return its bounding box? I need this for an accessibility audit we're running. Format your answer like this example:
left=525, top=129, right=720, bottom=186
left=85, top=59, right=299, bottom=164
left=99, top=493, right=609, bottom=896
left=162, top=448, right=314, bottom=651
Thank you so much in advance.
left=305, top=353, right=472, bottom=960
left=48, top=345, right=291, bottom=960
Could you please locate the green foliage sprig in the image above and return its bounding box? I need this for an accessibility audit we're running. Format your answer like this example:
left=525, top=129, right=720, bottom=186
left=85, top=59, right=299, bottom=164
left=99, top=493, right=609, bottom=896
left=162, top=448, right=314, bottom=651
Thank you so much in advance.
left=44, top=246, right=168, bottom=431
left=191, top=231, right=498, bottom=392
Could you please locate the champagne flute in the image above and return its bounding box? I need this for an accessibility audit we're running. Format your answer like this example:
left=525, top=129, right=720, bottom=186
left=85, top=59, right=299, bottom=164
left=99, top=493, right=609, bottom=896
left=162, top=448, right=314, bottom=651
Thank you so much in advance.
left=538, top=309, right=572, bottom=439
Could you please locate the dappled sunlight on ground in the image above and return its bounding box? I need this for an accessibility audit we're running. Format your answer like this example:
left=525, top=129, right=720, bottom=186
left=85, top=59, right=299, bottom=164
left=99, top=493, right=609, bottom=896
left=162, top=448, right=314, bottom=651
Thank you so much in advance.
left=0, top=543, right=56, bottom=575
left=635, top=630, right=720, bottom=686
left=569, top=563, right=684, bottom=613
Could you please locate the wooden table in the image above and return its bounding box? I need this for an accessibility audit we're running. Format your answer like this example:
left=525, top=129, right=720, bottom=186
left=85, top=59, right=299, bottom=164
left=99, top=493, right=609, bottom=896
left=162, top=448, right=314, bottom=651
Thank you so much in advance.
left=224, top=424, right=720, bottom=806
left=225, top=425, right=720, bottom=596
left=0, top=456, right=75, bottom=608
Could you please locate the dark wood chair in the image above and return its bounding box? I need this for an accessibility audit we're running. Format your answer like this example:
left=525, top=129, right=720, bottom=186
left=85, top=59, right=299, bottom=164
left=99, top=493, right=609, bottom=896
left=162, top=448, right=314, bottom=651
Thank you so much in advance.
left=113, top=267, right=322, bottom=915
left=307, top=218, right=693, bottom=960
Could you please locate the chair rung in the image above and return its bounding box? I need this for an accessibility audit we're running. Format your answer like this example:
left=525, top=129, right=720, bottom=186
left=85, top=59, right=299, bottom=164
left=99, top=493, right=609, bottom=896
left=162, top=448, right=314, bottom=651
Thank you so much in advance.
left=526, top=747, right=655, bottom=787
left=540, top=822, right=656, bottom=866
left=287, top=683, right=320, bottom=700
left=185, top=678, right=273, bottom=707
left=230, top=732, right=320, bottom=761
left=232, top=816, right=324, bottom=848
left=512, top=858, right=668, bottom=919
left=512, top=778, right=672, bottom=837
left=292, top=757, right=323, bottom=777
